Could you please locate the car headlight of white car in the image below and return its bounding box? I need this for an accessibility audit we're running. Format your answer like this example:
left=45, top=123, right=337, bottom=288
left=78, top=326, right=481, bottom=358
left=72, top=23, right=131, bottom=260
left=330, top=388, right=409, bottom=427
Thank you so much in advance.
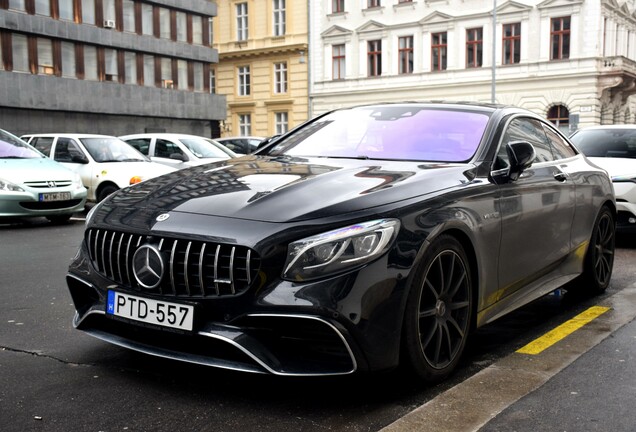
left=283, top=219, right=400, bottom=281
left=0, top=177, right=25, bottom=193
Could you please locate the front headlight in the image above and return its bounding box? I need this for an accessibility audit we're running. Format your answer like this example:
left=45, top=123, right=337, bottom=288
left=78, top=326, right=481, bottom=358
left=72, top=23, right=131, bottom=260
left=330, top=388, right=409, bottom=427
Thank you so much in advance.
left=72, top=173, right=85, bottom=189
left=0, top=177, right=25, bottom=192
left=282, top=219, right=400, bottom=281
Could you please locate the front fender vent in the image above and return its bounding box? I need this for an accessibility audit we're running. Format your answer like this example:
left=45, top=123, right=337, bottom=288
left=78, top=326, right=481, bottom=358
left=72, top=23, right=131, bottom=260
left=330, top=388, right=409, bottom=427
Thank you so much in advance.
left=85, top=228, right=260, bottom=298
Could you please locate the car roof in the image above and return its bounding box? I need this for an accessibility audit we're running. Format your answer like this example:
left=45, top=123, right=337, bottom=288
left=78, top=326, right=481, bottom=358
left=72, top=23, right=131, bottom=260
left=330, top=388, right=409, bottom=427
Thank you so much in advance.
left=21, top=133, right=119, bottom=139
left=120, top=133, right=218, bottom=140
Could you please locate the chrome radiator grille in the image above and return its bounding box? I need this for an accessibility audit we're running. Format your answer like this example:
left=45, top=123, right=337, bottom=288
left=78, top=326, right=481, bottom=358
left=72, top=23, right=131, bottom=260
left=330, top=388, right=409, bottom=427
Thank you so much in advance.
left=86, top=228, right=260, bottom=297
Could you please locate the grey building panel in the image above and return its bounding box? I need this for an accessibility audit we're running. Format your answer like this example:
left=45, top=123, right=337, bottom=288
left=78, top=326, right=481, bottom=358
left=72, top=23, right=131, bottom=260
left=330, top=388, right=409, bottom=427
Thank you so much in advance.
left=0, top=11, right=219, bottom=63
left=1, top=71, right=226, bottom=121
left=148, top=0, right=216, bottom=16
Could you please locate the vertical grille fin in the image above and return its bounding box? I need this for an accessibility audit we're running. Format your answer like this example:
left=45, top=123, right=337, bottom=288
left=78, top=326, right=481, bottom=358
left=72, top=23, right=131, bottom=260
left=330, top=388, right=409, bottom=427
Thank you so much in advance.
left=85, top=229, right=259, bottom=298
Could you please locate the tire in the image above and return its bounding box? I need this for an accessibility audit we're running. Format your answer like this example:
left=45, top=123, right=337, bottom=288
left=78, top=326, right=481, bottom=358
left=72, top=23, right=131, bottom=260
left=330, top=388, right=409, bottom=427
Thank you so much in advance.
left=96, top=184, right=119, bottom=203
left=402, top=235, right=473, bottom=383
left=574, top=206, right=615, bottom=295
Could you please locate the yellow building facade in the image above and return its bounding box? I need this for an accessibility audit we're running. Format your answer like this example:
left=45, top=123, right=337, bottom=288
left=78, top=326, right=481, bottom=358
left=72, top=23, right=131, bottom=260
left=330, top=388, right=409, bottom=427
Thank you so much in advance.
left=213, top=0, right=308, bottom=139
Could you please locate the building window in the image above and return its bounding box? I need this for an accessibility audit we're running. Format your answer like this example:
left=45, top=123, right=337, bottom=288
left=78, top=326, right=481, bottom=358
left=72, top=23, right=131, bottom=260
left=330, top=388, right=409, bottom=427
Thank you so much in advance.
left=193, top=15, right=203, bottom=45
left=103, top=0, right=115, bottom=23
left=84, top=45, right=98, bottom=80
left=332, top=0, right=344, bottom=13
left=193, top=62, right=204, bottom=92
left=431, top=32, right=447, bottom=71
left=210, top=68, right=216, bottom=94
left=160, top=57, right=172, bottom=87
left=81, top=0, right=95, bottom=25
left=551, top=16, right=570, bottom=60
left=37, top=38, right=54, bottom=75
left=368, top=0, right=380, bottom=7
left=159, top=7, right=171, bottom=39
left=547, top=104, right=569, bottom=133
left=104, top=48, right=118, bottom=81
left=367, top=40, right=382, bottom=77
left=12, top=34, right=29, bottom=72
left=274, top=62, right=287, bottom=94
left=35, top=0, right=51, bottom=16
left=141, top=3, right=153, bottom=36
left=8, top=0, right=26, bottom=12
left=466, top=28, right=483, bottom=68
left=236, top=3, right=248, bottom=41
left=332, top=44, right=345, bottom=80
left=275, top=112, right=288, bottom=135
left=273, top=0, right=286, bottom=37
left=503, top=23, right=521, bottom=65
left=61, top=41, right=76, bottom=78
left=177, top=59, right=188, bottom=90
left=122, top=0, right=135, bottom=32
left=239, top=114, right=252, bottom=135
left=176, top=12, right=187, bottom=42
left=238, top=65, right=250, bottom=96
left=143, top=53, right=154, bottom=86
left=398, top=36, right=413, bottom=74
left=123, top=51, right=136, bottom=84
left=58, top=0, right=74, bottom=21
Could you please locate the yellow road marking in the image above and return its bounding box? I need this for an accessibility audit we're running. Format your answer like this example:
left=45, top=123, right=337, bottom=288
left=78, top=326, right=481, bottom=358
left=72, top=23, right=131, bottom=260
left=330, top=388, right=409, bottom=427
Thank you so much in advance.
left=516, top=306, right=611, bottom=355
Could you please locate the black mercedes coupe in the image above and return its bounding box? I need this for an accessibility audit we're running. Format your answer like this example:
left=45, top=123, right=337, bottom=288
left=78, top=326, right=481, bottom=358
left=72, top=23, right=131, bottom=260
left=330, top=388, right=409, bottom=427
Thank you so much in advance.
left=67, top=102, right=615, bottom=383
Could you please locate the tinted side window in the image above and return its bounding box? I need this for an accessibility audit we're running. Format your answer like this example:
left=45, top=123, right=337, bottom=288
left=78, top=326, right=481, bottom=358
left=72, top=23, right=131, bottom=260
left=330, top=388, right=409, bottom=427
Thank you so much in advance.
left=32, top=137, right=55, bottom=156
left=125, top=138, right=151, bottom=155
left=155, top=139, right=183, bottom=158
left=543, top=125, right=576, bottom=159
left=53, top=138, right=84, bottom=163
left=503, top=118, right=554, bottom=163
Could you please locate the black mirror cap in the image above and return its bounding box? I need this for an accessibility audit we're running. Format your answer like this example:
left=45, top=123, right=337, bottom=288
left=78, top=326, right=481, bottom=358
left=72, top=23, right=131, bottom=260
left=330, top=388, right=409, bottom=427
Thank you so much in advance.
left=507, top=141, right=535, bottom=181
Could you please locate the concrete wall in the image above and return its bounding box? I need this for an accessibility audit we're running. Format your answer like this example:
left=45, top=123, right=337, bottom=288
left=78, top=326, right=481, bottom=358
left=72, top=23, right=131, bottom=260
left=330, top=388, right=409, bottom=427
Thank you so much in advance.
left=0, top=107, right=217, bottom=138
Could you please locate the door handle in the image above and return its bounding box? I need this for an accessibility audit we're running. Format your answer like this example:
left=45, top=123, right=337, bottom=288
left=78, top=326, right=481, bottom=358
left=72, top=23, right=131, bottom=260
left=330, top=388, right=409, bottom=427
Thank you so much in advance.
left=553, top=172, right=568, bottom=182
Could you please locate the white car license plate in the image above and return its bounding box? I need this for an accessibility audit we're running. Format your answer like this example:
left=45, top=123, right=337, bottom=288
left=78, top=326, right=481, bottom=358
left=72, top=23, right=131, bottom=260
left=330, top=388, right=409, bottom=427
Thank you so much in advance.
left=106, top=291, right=194, bottom=331
left=39, top=192, right=71, bottom=202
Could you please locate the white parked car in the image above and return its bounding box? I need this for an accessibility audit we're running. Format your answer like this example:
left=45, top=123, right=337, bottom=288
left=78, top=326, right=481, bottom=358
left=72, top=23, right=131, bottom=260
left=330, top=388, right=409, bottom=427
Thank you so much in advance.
left=570, top=125, right=636, bottom=233
left=119, top=133, right=237, bottom=169
left=22, top=134, right=175, bottom=203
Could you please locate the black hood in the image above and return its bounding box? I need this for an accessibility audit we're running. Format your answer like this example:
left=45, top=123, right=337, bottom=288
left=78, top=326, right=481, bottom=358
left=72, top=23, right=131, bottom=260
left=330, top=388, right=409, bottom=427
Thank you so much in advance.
left=100, top=155, right=474, bottom=224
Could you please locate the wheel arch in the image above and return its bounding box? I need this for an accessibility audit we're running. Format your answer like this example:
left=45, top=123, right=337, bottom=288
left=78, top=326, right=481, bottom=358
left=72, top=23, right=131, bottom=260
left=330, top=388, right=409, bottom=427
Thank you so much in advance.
left=95, top=181, right=119, bottom=202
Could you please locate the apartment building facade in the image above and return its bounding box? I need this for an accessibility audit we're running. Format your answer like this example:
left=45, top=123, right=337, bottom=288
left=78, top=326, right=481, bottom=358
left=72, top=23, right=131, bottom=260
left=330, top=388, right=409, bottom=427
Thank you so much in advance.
left=0, top=0, right=225, bottom=137
left=213, top=0, right=308, bottom=138
left=310, top=0, right=636, bottom=133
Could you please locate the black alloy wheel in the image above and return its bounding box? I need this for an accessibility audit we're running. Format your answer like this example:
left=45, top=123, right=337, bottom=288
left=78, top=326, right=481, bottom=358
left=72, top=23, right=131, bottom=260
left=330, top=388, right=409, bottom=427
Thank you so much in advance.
left=579, top=206, right=615, bottom=295
left=403, top=235, right=473, bottom=383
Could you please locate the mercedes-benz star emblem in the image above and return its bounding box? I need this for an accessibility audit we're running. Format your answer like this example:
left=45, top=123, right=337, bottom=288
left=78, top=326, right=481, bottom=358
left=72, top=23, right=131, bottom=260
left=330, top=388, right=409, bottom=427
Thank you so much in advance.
left=156, top=213, right=170, bottom=222
left=132, top=245, right=164, bottom=289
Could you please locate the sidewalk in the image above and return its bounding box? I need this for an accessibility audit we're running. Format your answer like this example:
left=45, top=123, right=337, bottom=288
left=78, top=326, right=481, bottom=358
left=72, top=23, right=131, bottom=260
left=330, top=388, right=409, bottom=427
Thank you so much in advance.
left=380, top=284, right=636, bottom=432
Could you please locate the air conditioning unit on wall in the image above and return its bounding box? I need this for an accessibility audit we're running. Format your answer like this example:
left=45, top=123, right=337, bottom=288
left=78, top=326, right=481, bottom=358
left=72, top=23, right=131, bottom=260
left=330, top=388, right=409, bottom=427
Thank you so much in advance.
left=104, top=20, right=115, bottom=29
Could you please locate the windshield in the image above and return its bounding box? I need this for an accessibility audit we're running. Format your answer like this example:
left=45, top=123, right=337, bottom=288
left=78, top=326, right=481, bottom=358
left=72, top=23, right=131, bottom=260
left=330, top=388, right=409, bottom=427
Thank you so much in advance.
left=0, top=129, right=43, bottom=159
left=82, top=137, right=148, bottom=162
left=570, top=129, right=636, bottom=159
left=268, top=106, right=490, bottom=162
left=180, top=138, right=233, bottom=158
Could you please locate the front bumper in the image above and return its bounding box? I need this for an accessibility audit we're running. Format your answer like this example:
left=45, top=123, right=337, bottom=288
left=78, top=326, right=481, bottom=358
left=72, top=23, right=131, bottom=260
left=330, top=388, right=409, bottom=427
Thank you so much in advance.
left=613, top=181, right=636, bottom=232
left=67, top=236, right=409, bottom=376
left=0, top=187, right=87, bottom=218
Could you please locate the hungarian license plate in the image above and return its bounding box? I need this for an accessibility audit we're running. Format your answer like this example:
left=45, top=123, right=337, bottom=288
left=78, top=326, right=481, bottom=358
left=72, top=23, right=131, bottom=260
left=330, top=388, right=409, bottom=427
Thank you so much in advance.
left=39, top=192, right=71, bottom=202
left=106, top=291, right=194, bottom=331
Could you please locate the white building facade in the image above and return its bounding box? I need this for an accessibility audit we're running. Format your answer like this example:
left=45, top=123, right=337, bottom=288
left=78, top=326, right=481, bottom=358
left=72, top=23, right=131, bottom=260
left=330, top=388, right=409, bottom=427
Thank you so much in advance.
left=310, top=0, right=636, bottom=133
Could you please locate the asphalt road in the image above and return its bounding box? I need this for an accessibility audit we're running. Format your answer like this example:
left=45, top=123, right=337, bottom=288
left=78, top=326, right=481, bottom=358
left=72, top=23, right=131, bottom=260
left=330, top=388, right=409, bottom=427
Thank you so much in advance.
left=1, top=217, right=635, bottom=432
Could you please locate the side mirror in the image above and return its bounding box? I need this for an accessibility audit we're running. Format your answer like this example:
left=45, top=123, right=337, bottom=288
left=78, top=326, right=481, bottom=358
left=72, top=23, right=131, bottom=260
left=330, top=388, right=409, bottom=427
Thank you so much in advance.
left=71, top=154, right=89, bottom=164
left=170, top=153, right=188, bottom=162
left=507, top=141, right=535, bottom=181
